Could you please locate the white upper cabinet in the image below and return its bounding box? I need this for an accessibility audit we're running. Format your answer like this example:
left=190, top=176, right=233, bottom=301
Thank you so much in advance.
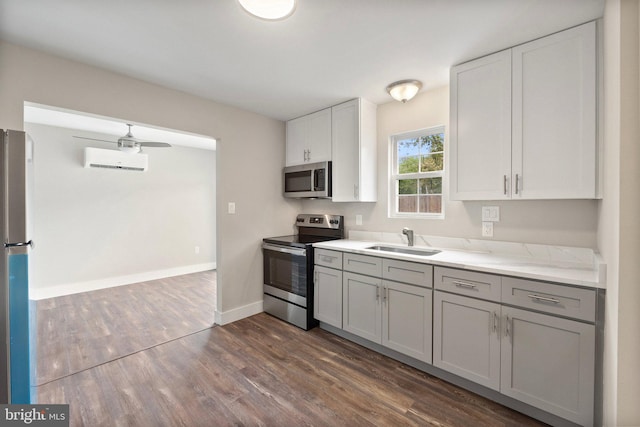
left=450, top=21, right=597, bottom=200
left=450, top=50, right=512, bottom=200
left=285, top=108, right=332, bottom=166
left=331, top=98, right=377, bottom=202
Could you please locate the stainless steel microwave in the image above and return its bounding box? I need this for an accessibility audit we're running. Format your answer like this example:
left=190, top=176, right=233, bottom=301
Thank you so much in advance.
left=283, top=161, right=332, bottom=199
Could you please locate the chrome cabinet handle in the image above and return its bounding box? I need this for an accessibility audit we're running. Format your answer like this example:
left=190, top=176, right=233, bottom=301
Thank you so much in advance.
left=503, top=175, right=507, bottom=195
left=321, top=255, right=337, bottom=262
left=493, top=311, right=498, bottom=333
left=314, top=271, right=319, bottom=284
left=505, top=314, right=511, bottom=337
left=515, top=174, right=520, bottom=195
left=528, top=294, right=561, bottom=304
left=354, top=184, right=359, bottom=199
left=453, top=280, right=477, bottom=289
left=376, top=285, right=380, bottom=301
left=383, top=286, right=388, bottom=304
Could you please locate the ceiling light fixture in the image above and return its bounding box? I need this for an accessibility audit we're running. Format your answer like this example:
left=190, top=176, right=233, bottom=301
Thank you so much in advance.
left=386, top=80, right=423, bottom=103
left=238, top=0, right=296, bottom=20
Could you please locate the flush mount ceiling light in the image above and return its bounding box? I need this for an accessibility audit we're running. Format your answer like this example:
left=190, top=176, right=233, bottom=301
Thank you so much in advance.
left=386, top=80, right=423, bottom=103
left=238, top=0, right=296, bottom=20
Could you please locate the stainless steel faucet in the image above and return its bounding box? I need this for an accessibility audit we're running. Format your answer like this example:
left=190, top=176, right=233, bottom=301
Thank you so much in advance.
left=402, top=227, right=414, bottom=246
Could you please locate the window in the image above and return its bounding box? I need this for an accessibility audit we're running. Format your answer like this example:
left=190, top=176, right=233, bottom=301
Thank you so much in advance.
left=390, top=126, right=444, bottom=218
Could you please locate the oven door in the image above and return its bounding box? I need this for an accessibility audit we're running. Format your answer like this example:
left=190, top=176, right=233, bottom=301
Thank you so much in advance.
left=262, top=243, right=309, bottom=307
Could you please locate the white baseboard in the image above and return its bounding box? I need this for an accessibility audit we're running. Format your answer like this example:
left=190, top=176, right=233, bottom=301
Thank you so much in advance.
left=29, top=262, right=217, bottom=300
left=214, top=300, right=263, bottom=326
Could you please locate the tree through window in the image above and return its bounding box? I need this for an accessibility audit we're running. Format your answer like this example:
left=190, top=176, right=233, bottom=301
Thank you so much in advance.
left=390, top=126, right=444, bottom=217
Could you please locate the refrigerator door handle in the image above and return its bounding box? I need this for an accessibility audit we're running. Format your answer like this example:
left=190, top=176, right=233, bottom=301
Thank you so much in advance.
left=3, top=240, right=33, bottom=248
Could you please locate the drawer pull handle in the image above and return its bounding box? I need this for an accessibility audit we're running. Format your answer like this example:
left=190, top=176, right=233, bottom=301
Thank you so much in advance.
left=350, top=259, right=376, bottom=267
left=453, top=280, right=477, bottom=289
left=321, top=255, right=336, bottom=262
left=528, top=294, right=560, bottom=304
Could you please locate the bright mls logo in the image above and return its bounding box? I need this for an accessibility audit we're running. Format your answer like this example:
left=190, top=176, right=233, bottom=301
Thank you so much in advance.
left=1, top=405, right=69, bottom=426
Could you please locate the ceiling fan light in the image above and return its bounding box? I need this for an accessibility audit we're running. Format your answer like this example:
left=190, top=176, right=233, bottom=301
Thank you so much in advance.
left=238, top=0, right=296, bottom=20
left=386, top=80, right=423, bottom=103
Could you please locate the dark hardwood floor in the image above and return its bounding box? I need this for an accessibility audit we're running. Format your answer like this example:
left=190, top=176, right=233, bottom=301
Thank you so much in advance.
left=35, top=271, right=216, bottom=385
left=35, top=273, right=547, bottom=426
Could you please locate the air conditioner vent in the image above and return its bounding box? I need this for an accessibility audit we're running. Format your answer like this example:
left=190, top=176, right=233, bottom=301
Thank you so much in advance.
left=84, top=147, right=148, bottom=172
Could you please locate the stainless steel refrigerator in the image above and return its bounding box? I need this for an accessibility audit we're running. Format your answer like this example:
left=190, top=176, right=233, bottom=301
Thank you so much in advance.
left=1, top=129, right=34, bottom=403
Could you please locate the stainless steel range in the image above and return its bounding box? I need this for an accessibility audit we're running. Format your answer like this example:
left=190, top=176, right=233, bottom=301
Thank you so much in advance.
left=262, top=214, right=344, bottom=330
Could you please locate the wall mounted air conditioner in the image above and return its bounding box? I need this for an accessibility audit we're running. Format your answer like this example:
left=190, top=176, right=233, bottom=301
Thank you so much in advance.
left=84, top=147, right=148, bottom=171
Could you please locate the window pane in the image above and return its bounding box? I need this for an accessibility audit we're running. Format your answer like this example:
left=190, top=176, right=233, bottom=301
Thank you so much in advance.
left=419, top=195, right=442, bottom=213
left=398, top=196, right=417, bottom=212
left=398, top=179, right=417, bottom=195
left=420, top=153, right=443, bottom=172
left=419, top=177, right=442, bottom=194
left=397, top=138, right=420, bottom=174
left=420, top=133, right=444, bottom=154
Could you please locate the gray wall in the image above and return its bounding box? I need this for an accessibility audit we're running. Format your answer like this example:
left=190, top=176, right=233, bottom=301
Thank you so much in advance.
left=303, top=85, right=599, bottom=249
left=25, top=122, right=216, bottom=298
left=0, top=40, right=300, bottom=317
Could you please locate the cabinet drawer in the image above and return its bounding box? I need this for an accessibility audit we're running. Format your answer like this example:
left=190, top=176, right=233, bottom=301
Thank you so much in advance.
left=502, top=277, right=596, bottom=322
left=383, top=259, right=433, bottom=288
left=315, top=249, right=343, bottom=269
left=434, top=267, right=501, bottom=302
left=343, top=253, right=382, bottom=277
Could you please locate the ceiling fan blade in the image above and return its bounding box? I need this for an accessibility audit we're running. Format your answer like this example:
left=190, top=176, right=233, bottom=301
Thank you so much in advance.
left=139, top=141, right=172, bottom=147
left=73, top=135, right=117, bottom=144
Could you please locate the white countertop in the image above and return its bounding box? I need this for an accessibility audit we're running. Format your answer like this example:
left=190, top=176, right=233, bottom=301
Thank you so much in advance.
left=314, top=233, right=605, bottom=289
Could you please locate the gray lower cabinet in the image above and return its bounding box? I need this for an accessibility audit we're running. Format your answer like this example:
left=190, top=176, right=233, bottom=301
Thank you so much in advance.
left=434, top=266, right=597, bottom=427
left=433, top=291, right=501, bottom=390
left=342, top=271, right=381, bottom=342
left=314, top=265, right=343, bottom=328
left=501, top=306, right=595, bottom=427
left=341, top=257, right=433, bottom=364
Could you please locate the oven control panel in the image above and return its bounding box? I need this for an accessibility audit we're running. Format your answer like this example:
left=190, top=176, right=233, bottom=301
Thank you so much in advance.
left=296, top=214, right=343, bottom=230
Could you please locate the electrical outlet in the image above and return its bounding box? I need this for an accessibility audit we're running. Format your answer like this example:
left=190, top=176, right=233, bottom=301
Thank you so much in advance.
left=228, top=202, right=236, bottom=214
left=482, top=221, right=494, bottom=237
left=195, top=246, right=200, bottom=255
left=355, top=214, right=363, bottom=226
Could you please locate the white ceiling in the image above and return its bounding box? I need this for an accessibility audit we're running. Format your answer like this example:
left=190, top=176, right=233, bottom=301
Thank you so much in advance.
left=0, top=0, right=604, bottom=121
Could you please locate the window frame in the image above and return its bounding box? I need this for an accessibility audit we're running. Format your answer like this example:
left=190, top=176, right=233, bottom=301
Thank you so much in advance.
left=388, top=126, right=445, bottom=219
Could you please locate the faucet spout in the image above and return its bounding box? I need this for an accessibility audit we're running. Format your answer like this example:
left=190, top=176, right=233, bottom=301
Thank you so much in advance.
left=402, top=227, right=414, bottom=247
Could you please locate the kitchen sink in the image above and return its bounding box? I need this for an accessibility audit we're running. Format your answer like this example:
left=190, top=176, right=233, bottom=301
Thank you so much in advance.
left=366, top=245, right=441, bottom=257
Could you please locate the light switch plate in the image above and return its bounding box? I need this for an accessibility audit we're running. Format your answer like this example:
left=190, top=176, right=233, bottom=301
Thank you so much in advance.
left=482, top=206, right=500, bottom=222
left=355, top=214, right=363, bottom=226
left=228, top=202, right=236, bottom=214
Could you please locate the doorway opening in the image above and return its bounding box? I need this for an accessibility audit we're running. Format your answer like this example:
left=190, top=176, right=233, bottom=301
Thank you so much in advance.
left=23, top=103, right=218, bottom=395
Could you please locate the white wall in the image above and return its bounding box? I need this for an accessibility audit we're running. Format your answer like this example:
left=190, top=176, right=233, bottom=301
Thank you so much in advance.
left=600, top=1, right=640, bottom=425
left=25, top=123, right=216, bottom=299
left=303, top=85, right=599, bottom=249
left=0, top=40, right=301, bottom=319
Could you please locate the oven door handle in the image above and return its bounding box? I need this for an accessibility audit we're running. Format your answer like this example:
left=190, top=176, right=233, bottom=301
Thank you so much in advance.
left=262, top=243, right=307, bottom=257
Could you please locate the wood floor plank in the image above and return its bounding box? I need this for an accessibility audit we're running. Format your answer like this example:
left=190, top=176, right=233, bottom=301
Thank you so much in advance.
left=36, top=273, right=549, bottom=427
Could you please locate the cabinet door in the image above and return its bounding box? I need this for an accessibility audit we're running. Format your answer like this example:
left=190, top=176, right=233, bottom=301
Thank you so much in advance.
left=501, top=306, right=595, bottom=426
left=285, top=116, right=308, bottom=166
left=511, top=22, right=596, bottom=199
left=313, top=265, right=343, bottom=328
left=331, top=99, right=360, bottom=202
left=450, top=49, right=512, bottom=200
left=342, top=272, right=382, bottom=343
left=433, top=292, right=501, bottom=390
left=307, top=108, right=332, bottom=163
left=382, top=280, right=432, bottom=363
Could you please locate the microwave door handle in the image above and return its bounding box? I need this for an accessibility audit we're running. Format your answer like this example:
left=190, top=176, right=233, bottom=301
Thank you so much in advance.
left=313, top=169, right=318, bottom=191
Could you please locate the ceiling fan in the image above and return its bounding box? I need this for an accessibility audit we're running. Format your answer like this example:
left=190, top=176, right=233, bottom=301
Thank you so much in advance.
left=73, top=124, right=172, bottom=154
